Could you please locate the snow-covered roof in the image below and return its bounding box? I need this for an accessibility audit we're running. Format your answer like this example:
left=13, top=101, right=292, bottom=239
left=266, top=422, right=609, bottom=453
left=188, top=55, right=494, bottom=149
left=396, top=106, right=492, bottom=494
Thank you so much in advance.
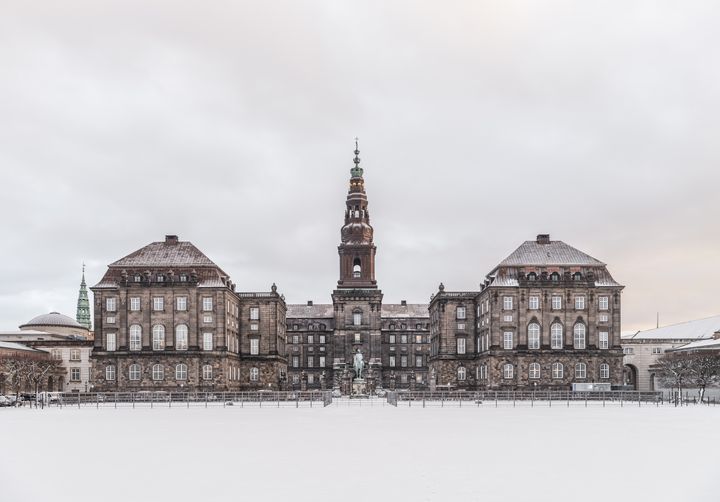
left=622, top=315, right=720, bottom=341
left=497, top=239, right=605, bottom=267
left=0, top=330, right=75, bottom=341
left=381, top=304, right=429, bottom=318
left=488, top=276, right=519, bottom=287
left=286, top=304, right=334, bottom=318
left=109, top=237, right=220, bottom=269
left=0, top=341, right=41, bottom=352
left=669, top=337, right=720, bottom=352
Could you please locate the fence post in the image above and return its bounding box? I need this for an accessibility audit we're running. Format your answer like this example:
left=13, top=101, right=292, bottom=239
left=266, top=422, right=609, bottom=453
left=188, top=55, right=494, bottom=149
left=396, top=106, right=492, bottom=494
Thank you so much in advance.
left=115, top=392, right=117, bottom=409
left=96, top=393, right=99, bottom=409
left=638, top=392, right=641, bottom=407
left=602, top=392, right=605, bottom=408
left=132, top=392, right=135, bottom=409
left=495, top=392, right=498, bottom=408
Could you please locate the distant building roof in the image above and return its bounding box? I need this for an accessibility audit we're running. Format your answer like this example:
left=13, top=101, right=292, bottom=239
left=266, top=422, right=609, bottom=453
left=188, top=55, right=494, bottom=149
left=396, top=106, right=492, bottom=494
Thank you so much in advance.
left=109, top=236, right=220, bottom=269
left=0, top=330, right=76, bottom=342
left=622, top=315, right=720, bottom=341
left=669, top=337, right=720, bottom=352
left=381, top=304, right=429, bottom=318
left=286, top=304, right=335, bottom=319
left=19, top=312, right=84, bottom=330
left=0, top=341, right=41, bottom=353
left=496, top=237, right=605, bottom=268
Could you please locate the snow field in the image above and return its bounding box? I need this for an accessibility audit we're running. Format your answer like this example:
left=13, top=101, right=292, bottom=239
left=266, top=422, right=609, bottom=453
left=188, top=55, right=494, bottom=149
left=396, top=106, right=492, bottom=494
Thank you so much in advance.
left=0, top=405, right=717, bottom=502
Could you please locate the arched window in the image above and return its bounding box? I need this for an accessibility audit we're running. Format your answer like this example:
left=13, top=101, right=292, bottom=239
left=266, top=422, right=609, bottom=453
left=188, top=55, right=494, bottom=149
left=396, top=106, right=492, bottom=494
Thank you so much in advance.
left=353, top=258, right=362, bottom=278
left=573, top=323, right=586, bottom=349
left=528, top=323, right=541, bottom=349
left=129, top=364, right=141, bottom=381
left=175, top=364, right=187, bottom=381
left=573, top=272, right=582, bottom=281
left=152, top=364, right=164, bottom=381
left=550, top=272, right=560, bottom=281
left=552, top=362, right=564, bottom=379
left=529, top=362, right=541, bottom=379
left=457, top=367, right=466, bottom=381
left=575, top=363, right=587, bottom=379
left=503, top=363, right=514, bottom=379
left=175, top=324, right=188, bottom=350
left=129, top=324, right=142, bottom=351
left=105, top=365, right=116, bottom=381
left=202, top=365, right=213, bottom=380
left=527, top=272, right=537, bottom=281
left=250, top=367, right=259, bottom=382
left=152, top=325, right=165, bottom=351
left=551, top=323, right=563, bottom=349
left=599, top=363, right=610, bottom=379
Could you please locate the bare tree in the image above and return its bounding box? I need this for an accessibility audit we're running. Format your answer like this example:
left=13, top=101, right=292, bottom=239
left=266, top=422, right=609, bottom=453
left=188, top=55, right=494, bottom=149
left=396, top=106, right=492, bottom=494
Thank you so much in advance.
left=686, top=352, right=720, bottom=403
left=655, top=351, right=695, bottom=404
left=0, top=352, right=63, bottom=406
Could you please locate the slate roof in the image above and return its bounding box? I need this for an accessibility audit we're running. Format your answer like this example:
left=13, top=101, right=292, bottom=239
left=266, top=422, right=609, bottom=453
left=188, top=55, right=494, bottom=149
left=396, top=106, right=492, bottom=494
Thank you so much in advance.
left=110, top=240, right=219, bottom=269
left=622, top=315, right=720, bottom=341
left=286, top=304, right=335, bottom=318
left=381, top=304, right=429, bottom=318
left=497, top=240, right=605, bottom=267
left=0, top=341, right=41, bottom=353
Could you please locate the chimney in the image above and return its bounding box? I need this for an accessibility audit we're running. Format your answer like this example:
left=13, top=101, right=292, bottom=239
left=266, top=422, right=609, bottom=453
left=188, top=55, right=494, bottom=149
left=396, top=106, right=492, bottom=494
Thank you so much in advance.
left=165, top=235, right=179, bottom=244
left=401, top=300, right=407, bottom=306
left=307, top=300, right=313, bottom=306
left=536, top=234, right=550, bottom=244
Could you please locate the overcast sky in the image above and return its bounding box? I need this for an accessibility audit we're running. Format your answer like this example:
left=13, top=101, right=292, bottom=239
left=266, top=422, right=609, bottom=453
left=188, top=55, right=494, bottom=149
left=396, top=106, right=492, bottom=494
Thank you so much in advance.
left=1, top=1, right=718, bottom=333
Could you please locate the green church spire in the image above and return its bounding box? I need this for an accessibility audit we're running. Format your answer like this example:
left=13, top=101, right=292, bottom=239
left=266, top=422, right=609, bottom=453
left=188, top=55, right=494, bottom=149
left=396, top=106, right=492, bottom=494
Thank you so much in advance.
left=76, top=263, right=91, bottom=330
left=350, top=137, right=364, bottom=178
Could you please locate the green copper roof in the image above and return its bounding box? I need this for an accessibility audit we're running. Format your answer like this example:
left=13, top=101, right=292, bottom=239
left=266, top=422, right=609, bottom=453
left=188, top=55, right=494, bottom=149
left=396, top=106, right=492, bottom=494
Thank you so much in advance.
left=76, top=264, right=91, bottom=330
left=351, top=139, right=363, bottom=178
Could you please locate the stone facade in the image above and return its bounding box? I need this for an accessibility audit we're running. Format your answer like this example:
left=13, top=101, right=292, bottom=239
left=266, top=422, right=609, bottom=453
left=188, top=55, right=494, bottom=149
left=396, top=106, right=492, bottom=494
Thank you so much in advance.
left=90, top=235, right=286, bottom=392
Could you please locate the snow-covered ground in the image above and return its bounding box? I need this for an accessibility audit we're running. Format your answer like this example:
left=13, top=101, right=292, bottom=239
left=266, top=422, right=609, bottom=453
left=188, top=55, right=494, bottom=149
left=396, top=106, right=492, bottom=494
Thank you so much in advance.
left=1, top=402, right=718, bottom=502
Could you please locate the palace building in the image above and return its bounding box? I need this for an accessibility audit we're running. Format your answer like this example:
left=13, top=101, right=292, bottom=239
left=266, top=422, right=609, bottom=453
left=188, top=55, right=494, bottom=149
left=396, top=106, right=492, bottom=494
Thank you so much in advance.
left=89, top=144, right=625, bottom=393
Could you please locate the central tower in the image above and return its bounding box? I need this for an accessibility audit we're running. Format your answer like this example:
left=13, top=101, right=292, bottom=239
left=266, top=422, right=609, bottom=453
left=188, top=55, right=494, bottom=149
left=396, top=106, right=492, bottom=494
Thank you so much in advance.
left=331, top=141, right=384, bottom=392
left=337, top=140, right=377, bottom=289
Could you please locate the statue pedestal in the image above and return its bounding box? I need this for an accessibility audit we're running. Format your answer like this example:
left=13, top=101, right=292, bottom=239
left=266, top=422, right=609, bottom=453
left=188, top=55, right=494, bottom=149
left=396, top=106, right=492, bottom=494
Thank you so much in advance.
left=351, top=378, right=369, bottom=398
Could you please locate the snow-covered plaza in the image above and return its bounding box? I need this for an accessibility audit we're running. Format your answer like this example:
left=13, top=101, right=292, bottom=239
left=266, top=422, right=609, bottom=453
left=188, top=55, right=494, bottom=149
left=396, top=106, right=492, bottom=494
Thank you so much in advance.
left=1, top=401, right=718, bottom=502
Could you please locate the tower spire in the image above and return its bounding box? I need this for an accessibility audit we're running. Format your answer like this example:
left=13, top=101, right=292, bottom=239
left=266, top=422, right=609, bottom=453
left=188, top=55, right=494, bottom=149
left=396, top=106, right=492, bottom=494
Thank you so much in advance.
left=351, top=137, right=363, bottom=178
left=76, top=262, right=91, bottom=330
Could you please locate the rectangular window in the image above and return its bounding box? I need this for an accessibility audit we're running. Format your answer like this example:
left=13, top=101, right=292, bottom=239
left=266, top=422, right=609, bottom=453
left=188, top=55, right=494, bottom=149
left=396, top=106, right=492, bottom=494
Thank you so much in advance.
left=503, top=314, right=513, bottom=322
left=70, top=368, right=81, bottom=381
left=203, top=332, right=213, bottom=351
left=203, top=365, right=213, bottom=380
left=106, top=333, right=116, bottom=352
left=106, top=316, right=115, bottom=324
left=153, top=297, right=164, bottom=311
left=599, top=296, right=609, bottom=310
left=415, top=355, right=423, bottom=367
left=129, top=297, right=140, bottom=311
left=292, top=335, right=299, bottom=344
left=307, top=356, right=314, bottom=368
left=354, top=333, right=361, bottom=343
left=250, top=323, right=259, bottom=331
left=599, top=313, right=609, bottom=323
left=307, top=335, right=314, bottom=344
left=457, top=323, right=466, bottom=331
left=105, top=366, right=116, bottom=381
left=600, top=364, right=610, bottom=379
left=401, top=335, right=408, bottom=344
left=552, top=296, right=562, bottom=310
left=307, top=373, right=314, bottom=384
left=456, top=306, right=466, bottom=319
left=599, top=332, right=609, bottom=349
left=51, top=349, right=62, bottom=360
left=503, top=297, right=513, bottom=310
left=353, top=312, right=362, bottom=326
left=529, top=296, right=539, bottom=310
left=176, top=297, right=187, bottom=311
left=503, top=332, right=513, bottom=350
left=292, top=356, right=299, bottom=368
left=457, top=338, right=466, bottom=354
left=69, top=349, right=81, bottom=361
left=389, top=355, right=396, bottom=367
left=319, top=356, right=326, bottom=367
left=623, top=347, right=634, bottom=355
left=250, top=338, right=259, bottom=355
left=203, top=315, right=212, bottom=323
left=249, top=307, right=260, bottom=320
left=389, top=334, right=396, bottom=344
left=202, top=297, right=213, bottom=311
left=319, top=335, right=326, bottom=344
left=106, top=297, right=117, bottom=312
left=400, top=355, right=408, bottom=368
left=415, top=335, right=422, bottom=344
left=575, top=296, right=585, bottom=310
left=652, top=347, right=662, bottom=355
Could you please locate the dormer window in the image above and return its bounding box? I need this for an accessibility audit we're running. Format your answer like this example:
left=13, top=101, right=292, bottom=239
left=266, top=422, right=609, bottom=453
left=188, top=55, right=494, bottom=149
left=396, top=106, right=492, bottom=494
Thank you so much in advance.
left=573, top=272, right=582, bottom=281
left=527, top=272, right=537, bottom=281
left=134, top=274, right=142, bottom=283
left=157, top=274, right=165, bottom=282
left=550, top=272, right=560, bottom=281
left=179, top=274, right=187, bottom=282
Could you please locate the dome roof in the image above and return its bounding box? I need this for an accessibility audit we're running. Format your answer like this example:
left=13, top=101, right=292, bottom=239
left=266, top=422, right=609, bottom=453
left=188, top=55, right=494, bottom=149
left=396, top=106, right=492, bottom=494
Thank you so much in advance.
left=20, top=312, right=84, bottom=330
